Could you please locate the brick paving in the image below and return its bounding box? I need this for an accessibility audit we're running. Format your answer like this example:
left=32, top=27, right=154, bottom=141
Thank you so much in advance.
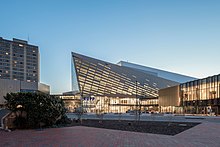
left=0, top=122, right=220, bottom=147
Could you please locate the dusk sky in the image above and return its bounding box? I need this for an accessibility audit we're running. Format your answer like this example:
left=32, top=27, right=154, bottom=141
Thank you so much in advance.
left=1, top=0, right=220, bottom=94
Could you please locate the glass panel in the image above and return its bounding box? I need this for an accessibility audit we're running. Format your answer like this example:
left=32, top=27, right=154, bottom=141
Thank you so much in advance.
left=71, top=56, right=80, bottom=92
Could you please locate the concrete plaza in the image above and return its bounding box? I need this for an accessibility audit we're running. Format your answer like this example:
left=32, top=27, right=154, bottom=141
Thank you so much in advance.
left=1, top=118, right=220, bottom=147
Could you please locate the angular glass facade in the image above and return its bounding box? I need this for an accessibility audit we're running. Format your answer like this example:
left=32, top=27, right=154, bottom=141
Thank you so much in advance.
left=72, top=52, right=178, bottom=98
left=180, top=74, right=220, bottom=115
left=70, top=52, right=179, bottom=113
left=71, top=56, right=79, bottom=92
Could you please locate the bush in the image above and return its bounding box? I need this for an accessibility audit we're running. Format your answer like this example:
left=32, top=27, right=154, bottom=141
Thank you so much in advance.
left=4, top=92, right=67, bottom=128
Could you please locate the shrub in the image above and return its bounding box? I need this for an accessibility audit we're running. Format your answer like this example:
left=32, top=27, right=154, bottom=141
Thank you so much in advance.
left=4, top=92, right=67, bottom=128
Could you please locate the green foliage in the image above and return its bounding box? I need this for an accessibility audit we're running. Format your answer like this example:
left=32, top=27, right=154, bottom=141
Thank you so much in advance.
left=4, top=92, right=67, bottom=128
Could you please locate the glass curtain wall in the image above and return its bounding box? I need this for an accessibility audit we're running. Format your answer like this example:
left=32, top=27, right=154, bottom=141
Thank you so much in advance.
left=81, top=96, right=158, bottom=113
left=180, top=74, right=220, bottom=115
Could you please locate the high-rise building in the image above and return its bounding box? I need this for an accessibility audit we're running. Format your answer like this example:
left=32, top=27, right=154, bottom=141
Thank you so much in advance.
left=0, top=37, right=39, bottom=82
left=0, top=37, right=49, bottom=107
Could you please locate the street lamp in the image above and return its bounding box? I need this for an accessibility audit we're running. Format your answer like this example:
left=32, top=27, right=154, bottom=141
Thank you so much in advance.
left=135, top=80, right=138, bottom=122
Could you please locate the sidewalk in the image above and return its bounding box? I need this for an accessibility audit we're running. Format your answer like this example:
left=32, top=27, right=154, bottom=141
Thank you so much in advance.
left=0, top=122, right=220, bottom=147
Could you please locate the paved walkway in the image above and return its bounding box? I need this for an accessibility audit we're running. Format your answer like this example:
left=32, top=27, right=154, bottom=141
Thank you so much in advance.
left=1, top=122, right=220, bottom=147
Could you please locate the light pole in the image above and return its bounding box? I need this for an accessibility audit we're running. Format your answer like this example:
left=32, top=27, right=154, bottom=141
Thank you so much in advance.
left=135, top=81, right=138, bottom=122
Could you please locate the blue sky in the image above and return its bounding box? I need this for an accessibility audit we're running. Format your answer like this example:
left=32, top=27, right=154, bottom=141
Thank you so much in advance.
left=1, top=0, right=220, bottom=94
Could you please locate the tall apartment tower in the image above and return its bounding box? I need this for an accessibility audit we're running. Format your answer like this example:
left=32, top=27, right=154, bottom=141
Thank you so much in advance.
left=0, top=37, right=39, bottom=82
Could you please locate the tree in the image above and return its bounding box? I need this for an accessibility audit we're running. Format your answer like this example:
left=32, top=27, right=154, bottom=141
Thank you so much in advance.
left=4, top=92, right=67, bottom=128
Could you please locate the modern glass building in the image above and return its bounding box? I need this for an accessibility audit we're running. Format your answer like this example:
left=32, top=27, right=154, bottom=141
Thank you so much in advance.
left=58, top=52, right=220, bottom=115
left=66, top=52, right=181, bottom=113
left=180, top=74, right=220, bottom=115
left=158, top=74, right=220, bottom=115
